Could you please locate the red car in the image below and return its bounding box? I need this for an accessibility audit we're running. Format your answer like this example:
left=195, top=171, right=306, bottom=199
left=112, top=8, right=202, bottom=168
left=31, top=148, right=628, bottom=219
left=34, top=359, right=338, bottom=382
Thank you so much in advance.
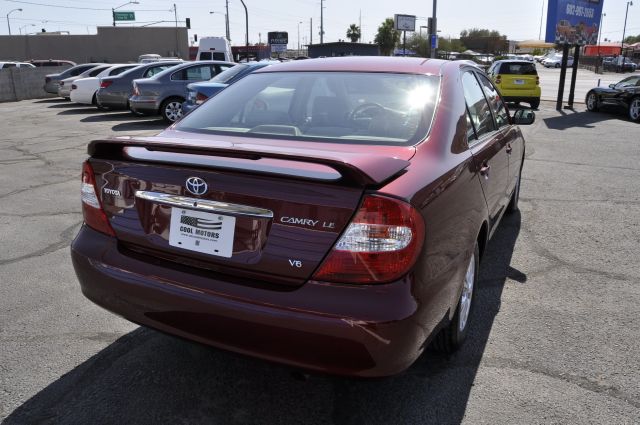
left=71, top=57, right=534, bottom=377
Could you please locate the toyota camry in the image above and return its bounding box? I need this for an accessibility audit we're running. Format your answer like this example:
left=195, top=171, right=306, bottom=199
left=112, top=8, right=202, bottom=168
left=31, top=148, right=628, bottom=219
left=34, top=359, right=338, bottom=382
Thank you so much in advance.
left=71, top=57, right=534, bottom=377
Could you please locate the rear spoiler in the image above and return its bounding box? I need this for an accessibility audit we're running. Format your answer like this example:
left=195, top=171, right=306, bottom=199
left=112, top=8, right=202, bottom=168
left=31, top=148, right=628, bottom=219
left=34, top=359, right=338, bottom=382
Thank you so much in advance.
left=88, top=137, right=411, bottom=187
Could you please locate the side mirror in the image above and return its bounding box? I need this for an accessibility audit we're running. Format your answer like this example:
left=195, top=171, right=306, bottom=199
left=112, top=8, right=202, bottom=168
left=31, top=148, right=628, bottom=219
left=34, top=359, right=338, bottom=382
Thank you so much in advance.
left=513, top=109, right=535, bottom=125
left=609, top=83, right=616, bottom=89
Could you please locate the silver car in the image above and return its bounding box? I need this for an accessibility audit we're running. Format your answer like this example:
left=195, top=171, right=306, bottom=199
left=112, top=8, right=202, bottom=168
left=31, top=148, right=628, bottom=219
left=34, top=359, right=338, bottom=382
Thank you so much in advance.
left=44, top=63, right=103, bottom=95
left=129, top=60, right=235, bottom=122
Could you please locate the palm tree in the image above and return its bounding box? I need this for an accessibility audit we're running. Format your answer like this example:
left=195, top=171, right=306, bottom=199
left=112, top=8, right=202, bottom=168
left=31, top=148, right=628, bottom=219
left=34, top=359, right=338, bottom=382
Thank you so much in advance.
left=374, top=18, right=401, bottom=56
left=346, top=24, right=361, bottom=42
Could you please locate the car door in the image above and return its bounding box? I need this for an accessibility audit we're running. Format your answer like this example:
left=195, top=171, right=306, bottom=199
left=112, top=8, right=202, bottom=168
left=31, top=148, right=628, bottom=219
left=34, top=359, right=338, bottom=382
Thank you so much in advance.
left=476, top=72, right=523, bottom=203
left=462, top=70, right=510, bottom=234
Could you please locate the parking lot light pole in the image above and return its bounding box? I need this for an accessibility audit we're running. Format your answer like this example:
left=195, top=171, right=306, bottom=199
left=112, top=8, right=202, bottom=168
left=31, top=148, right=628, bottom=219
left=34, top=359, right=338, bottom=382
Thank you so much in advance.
left=240, top=0, right=248, bottom=62
left=112, top=1, right=139, bottom=27
left=19, top=23, right=35, bottom=35
left=597, top=12, right=605, bottom=73
left=7, top=8, right=22, bottom=35
left=621, top=1, right=633, bottom=70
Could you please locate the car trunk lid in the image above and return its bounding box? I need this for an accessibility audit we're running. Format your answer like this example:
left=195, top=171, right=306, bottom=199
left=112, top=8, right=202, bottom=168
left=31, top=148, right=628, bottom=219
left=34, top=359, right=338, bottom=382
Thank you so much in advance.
left=88, top=135, right=414, bottom=287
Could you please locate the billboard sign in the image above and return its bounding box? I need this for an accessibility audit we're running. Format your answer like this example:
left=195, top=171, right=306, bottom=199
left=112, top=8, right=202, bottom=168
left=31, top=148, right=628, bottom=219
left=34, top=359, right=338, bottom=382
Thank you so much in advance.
left=394, top=14, right=416, bottom=32
left=268, top=31, right=288, bottom=45
left=545, top=0, right=604, bottom=45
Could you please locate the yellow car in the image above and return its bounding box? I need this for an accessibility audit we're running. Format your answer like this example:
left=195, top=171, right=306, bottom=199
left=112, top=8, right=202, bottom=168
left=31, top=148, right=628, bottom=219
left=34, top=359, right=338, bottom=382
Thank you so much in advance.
left=487, top=60, right=541, bottom=109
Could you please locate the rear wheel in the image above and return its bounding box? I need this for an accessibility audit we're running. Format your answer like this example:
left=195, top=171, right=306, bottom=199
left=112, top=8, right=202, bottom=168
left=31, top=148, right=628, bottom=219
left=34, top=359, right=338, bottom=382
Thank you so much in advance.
left=586, top=91, right=599, bottom=112
left=628, top=97, right=640, bottom=122
left=555, top=63, right=560, bottom=68
left=432, top=242, right=479, bottom=354
left=161, top=97, right=184, bottom=123
left=530, top=99, right=540, bottom=109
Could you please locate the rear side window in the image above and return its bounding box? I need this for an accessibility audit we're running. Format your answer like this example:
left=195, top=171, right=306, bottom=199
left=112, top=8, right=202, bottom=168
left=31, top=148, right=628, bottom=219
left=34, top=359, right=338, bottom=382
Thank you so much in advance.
left=109, top=66, right=135, bottom=76
left=499, top=62, right=537, bottom=75
left=3, top=63, right=17, bottom=68
left=177, top=72, right=440, bottom=146
left=88, top=67, right=107, bottom=77
left=144, top=65, right=172, bottom=78
left=462, top=71, right=495, bottom=139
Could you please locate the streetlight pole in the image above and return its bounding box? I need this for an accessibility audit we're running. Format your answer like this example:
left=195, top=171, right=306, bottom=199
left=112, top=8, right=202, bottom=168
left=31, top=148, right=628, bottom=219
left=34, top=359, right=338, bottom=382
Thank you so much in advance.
left=7, top=8, right=22, bottom=35
left=298, top=21, right=303, bottom=56
left=19, top=23, right=35, bottom=35
left=621, top=1, right=633, bottom=71
left=240, top=0, right=248, bottom=62
left=112, top=1, right=139, bottom=27
left=597, top=12, right=605, bottom=73
left=430, top=0, right=437, bottom=58
left=225, top=0, right=230, bottom=42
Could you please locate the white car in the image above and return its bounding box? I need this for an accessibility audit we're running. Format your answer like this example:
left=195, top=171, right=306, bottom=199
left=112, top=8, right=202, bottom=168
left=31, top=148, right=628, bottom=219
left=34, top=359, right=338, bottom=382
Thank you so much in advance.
left=543, top=55, right=574, bottom=68
left=0, top=61, right=36, bottom=69
left=69, top=64, right=138, bottom=105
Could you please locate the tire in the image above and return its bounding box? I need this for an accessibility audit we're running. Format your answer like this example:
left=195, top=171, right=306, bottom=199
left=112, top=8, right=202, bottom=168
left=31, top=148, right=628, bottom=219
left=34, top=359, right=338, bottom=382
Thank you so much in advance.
left=432, top=242, right=479, bottom=354
left=507, top=168, right=521, bottom=214
left=555, top=63, right=560, bottom=68
left=586, top=91, right=599, bottom=112
left=530, top=99, right=540, bottom=109
left=628, top=97, right=640, bottom=122
left=161, top=97, right=184, bottom=123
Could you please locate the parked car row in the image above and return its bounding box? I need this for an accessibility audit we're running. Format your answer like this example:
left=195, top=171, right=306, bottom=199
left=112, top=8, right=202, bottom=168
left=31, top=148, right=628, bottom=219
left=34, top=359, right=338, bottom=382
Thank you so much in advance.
left=586, top=74, right=640, bottom=122
left=44, top=60, right=244, bottom=122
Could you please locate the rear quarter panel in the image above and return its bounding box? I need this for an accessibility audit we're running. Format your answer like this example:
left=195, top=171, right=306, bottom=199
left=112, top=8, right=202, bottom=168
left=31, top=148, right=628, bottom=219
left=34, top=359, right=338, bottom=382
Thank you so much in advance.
left=378, top=63, right=489, bottom=340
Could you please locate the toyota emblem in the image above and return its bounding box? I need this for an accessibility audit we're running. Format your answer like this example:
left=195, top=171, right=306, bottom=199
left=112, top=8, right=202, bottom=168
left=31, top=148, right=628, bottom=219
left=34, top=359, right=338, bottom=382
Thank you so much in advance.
left=185, top=177, right=208, bottom=195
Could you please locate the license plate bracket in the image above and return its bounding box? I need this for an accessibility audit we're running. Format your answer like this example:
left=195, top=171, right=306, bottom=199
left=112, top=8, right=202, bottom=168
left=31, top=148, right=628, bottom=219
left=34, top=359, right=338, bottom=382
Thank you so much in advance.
left=169, top=207, right=236, bottom=258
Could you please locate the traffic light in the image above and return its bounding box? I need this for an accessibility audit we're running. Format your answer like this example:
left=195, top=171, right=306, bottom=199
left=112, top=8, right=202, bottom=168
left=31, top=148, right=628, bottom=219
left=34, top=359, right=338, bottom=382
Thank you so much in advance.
left=427, top=17, right=433, bottom=35
left=185, top=18, right=191, bottom=29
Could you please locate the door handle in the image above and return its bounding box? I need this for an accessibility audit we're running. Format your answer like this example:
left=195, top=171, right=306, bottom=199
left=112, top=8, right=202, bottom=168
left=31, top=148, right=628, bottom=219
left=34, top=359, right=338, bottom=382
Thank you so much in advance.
left=506, top=144, right=513, bottom=154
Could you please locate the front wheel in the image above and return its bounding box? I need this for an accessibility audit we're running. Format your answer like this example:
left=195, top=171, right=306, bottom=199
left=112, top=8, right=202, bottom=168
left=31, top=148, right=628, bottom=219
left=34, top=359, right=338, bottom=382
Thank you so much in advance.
left=432, top=242, right=479, bottom=354
left=628, top=97, right=640, bottom=122
left=555, top=63, right=560, bottom=68
left=161, top=97, right=184, bottom=123
left=586, top=91, right=599, bottom=112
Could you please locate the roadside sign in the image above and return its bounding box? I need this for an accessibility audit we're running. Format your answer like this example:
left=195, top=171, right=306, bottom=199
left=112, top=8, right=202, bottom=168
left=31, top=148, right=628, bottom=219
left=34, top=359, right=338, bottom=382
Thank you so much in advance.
left=545, top=0, right=604, bottom=45
left=113, top=11, right=135, bottom=21
left=394, top=14, right=416, bottom=32
left=268, top=31, right=288, bottom=45
left=431, top=34, right=438, bottom=49
left=271, top=44, right=287, bottom=53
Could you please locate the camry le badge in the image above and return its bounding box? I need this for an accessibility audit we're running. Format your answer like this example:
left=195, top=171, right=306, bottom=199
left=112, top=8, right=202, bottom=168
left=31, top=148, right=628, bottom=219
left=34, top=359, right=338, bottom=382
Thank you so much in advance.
left=185, top=177, right=208, bottom=195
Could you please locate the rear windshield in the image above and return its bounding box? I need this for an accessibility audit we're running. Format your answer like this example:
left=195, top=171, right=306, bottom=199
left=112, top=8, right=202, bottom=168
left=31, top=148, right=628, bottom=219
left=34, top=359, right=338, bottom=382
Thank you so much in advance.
left=499, top=62, right=537, bottom=75
left=210, top=64, right=247, bottom=84
left=176, top=72, right=440, bottom=146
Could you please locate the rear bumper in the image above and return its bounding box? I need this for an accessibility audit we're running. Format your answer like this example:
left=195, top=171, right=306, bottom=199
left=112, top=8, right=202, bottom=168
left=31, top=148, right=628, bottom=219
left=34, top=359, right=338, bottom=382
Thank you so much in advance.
left=129, top=96, right=160, bottom=114
left=181, top=100, right=198, bottom=115
left=96, top=91, right=129, bottom=109
left=70, top=226, right=428, bottom=377
left=502, top=96, right=540, bottom=103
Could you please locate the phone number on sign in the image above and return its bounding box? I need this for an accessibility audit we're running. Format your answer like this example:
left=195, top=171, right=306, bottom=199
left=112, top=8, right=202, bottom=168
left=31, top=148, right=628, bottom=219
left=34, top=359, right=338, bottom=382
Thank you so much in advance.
left=566, top=4, right=595, bottom=19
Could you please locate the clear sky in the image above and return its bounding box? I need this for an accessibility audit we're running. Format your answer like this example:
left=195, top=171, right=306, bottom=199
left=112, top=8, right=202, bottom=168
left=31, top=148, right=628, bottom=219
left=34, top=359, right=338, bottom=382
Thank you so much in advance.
left=2, top=0, right=638, bottom=46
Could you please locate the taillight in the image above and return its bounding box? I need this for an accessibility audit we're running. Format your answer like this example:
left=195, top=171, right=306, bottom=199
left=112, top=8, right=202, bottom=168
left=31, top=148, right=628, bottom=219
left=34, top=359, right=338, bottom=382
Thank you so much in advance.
left=71, top=84, right=77, bottom=90
left=195, top=92, right=208, bottom=105
left=536, top=75, right=540, bottom=85
left=132, top=83, right=140, bottom=96
left=45, top=77, right=51, bottom=83
left=312, top=195, right=425, bottom=284
left=81, top=161, right=115, bottom=237
left=495, top=75, right=502, bottom=84
left=59, top=81, right=64, bottom=86
left=100, top=80, right=113, bottom=89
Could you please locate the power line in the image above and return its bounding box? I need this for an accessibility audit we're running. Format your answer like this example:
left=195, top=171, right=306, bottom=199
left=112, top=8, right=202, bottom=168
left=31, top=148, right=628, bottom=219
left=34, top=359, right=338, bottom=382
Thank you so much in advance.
left=3, top=0, right=170, bottom=12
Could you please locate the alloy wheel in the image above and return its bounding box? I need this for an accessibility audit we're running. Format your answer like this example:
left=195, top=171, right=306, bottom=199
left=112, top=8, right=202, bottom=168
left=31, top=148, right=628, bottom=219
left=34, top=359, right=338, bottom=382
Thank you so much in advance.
left=587, top=93, right=597, bottom=111
left=459, top=252, right=475, bottom=332
left=164, top=101, right=182, bottom=122
left=629, top=98, right=640, bottom=122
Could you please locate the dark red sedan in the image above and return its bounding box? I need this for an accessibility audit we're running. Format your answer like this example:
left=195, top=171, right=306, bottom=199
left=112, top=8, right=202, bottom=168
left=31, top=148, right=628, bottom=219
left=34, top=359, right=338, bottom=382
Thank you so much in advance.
left=71, top=57, right=534, bottom=377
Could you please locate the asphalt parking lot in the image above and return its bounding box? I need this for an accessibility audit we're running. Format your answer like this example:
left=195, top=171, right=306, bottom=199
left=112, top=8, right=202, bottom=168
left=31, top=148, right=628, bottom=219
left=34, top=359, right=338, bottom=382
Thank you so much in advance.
left=1, top=98, right=639, bottom=424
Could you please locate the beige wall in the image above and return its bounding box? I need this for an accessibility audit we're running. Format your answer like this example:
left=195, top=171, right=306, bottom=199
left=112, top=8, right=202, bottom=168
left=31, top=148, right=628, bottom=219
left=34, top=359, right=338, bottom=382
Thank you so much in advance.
left=0, top=27, right=188, bottom=64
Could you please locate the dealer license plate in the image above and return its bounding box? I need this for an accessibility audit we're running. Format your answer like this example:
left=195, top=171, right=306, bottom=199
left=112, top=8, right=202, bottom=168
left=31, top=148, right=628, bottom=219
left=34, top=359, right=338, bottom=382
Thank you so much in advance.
left=513, top=79, right=525, bottom=85
left=169, top=207, right=235, bottom=258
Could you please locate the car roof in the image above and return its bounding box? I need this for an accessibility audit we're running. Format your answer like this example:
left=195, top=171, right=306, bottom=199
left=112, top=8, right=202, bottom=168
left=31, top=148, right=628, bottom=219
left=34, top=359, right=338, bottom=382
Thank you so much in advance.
left=494, top=60, right=534, bottom=64
left=254, top=56, right=445, bottom=75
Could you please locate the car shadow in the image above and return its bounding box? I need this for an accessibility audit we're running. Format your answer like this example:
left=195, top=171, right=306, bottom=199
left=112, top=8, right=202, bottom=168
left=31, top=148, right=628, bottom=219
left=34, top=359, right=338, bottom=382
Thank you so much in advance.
left=80, top=112, right=150, bottom=123
left=542, top=107, right=623, bottom=130
left=32, top=98, right=67, bottom=104
left=3, top=213, right=523, bottom=425
left=47, top=103, right=88, bottom=109
left=111, top=120, right=168, bottom=132
left=57, top=107, right=109, bottom=115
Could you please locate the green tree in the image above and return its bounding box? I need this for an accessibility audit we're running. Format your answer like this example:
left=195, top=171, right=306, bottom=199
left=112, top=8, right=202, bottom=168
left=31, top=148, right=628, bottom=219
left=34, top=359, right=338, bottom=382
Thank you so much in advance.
left=374, top=18, right=401, bottom=56
left=346, top=24, right=361, bottom=42
left=624, top=34, right=640, bottom=44
left=438, top=37, right=466, bottom=53
left=460, top=28, right=503, bottom=38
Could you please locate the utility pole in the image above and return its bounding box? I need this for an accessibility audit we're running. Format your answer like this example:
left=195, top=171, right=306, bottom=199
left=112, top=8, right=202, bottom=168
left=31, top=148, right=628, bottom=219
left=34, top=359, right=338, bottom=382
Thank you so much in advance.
left=430, top=0, right=437, bottom=58
left=320, top=0, right=324, bottom=44
left=359, top=9, right=361, bottom=41
left=621, top=1, right=633, bottom=71
left=240, top=0, right=248, bottom=62
left=225, top=0, right=230, bottom=41
left=310, top=17, right=313, bottom=45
